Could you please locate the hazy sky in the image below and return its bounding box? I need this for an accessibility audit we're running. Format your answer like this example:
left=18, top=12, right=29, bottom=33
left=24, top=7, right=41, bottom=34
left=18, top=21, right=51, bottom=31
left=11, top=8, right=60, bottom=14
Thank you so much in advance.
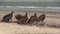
left=0, top=0, right=60, bottom=2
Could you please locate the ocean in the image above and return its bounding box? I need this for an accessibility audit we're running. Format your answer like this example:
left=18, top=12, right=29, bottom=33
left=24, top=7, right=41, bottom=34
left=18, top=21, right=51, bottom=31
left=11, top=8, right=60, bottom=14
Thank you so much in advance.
left=0, top=1, right=60, bottom=13
left=0, top=1, right=60, bottom=7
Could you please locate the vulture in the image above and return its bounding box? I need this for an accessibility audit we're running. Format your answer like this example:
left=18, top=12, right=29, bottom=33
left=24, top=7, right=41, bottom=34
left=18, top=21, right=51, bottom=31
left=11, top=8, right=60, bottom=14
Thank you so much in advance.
left=2, top=11, right=14, bottom=22
left=15, top=12, right=28, bottom=24
left=27, top=13, right=37, bottom=24
left=36, top=13, right=46, bottom=22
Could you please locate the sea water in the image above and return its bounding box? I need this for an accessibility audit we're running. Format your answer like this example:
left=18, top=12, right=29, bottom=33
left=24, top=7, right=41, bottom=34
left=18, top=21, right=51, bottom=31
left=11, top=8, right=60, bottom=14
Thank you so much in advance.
left=0, top=1, right=60, bottom=13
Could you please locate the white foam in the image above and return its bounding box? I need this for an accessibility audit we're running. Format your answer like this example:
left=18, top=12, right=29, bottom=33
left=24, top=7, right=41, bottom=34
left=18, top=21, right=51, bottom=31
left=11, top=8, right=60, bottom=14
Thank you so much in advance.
left=0, top=6, right=60, bottom=9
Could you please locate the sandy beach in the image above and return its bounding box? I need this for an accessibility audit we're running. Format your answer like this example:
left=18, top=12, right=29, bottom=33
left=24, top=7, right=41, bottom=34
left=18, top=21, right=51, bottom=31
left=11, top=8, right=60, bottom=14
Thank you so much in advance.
left=0, top=11, right=60, bottom=34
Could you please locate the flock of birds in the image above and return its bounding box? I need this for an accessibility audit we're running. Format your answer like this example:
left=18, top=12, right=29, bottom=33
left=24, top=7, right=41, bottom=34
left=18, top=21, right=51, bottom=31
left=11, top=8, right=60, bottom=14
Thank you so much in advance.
left=1, top=11, right=46, bottom=25
left=1, top=11, right=60, bottom=28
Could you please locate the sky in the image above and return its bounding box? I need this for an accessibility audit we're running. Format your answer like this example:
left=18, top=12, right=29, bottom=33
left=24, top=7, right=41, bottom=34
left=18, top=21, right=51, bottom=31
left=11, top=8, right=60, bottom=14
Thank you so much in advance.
left=0, top=0, right=60, bottom=2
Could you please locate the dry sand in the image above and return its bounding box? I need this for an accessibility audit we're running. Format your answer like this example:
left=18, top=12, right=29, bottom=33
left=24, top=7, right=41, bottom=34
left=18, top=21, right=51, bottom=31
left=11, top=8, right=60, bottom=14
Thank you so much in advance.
left=0, top=11, right=60, bottom=34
